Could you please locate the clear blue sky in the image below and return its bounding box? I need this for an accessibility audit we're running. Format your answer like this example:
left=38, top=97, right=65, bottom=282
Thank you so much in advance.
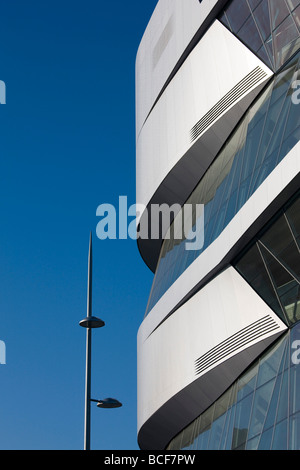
left=0, top=0, right=158, bottom=450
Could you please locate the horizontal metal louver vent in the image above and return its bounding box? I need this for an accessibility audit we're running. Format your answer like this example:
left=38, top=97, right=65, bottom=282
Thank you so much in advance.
left=195, top=315, right=279, bottom=376
left=190, top=66, right=267, bottom=143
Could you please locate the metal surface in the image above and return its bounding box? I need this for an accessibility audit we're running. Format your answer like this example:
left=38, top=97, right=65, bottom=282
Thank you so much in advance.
left=84, top=232, right=93, bottom=451
left=80, top=232, right=105, bottom=451
left=96, top=398, right=122, bottom=409
left=79, top=232, right=121, bottom=450
left=79, top=316, right=105, bottom=328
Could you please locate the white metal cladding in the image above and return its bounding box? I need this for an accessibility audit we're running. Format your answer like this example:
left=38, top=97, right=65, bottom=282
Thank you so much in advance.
left=136, top=20, right=273, bottom=232
left=140, top=141, right=300, bottom=339
left=137, top=266, right=287, bottom=450
left=136, top=0, right=228, bottom=137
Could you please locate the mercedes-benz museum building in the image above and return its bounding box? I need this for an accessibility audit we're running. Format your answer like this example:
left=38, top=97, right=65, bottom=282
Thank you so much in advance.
left=135, top=0, right=300, bottom=450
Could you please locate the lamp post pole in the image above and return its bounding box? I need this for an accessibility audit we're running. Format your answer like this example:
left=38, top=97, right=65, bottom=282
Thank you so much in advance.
left=84, top=325, right=92, bottom=450
left=79, top=232, right=122, bottom=450
left=80, top=232, right=105, bottom=451
left=84, top=231, right=93, bottom=451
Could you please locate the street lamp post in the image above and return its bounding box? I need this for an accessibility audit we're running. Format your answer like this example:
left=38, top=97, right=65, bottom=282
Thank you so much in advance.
left=79, top=232, right=122, bottom=450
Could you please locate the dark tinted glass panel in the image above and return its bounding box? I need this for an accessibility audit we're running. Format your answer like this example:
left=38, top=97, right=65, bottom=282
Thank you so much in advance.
left=293, top=6, right=300, bottom=31
left=269, top=0, right=290, bottom=30
left=235, top=243, right=285, bottom=321
left=289, top=413, right=300, bottom=450
left=219, top=0, right=300, bottom=71
left=238, top=15, right=263, bottom=52
left=287, top=0, right=300, bottom=10
left=167, top=330, right=300, bottom=450
left=224, top=0, right=251, bottom=31
left=253, top=1, right=271, bottom=41
left=273, top=16, right=300, bottom=68
left=248, top=379, right=275, bottom=439
left=272, top=419, right=288, bottom=449
left=260, top=217, right=300, bottom=279
left=276, top=369, right=289, bottom=422
left=248, top=0, right=263, bottom=10
left=232, top=393, right=253, bottom=448
left=234, top=194, right=300, bottom=326
left=286, top=198, right=300, bottom=239
left=258, top=428, right=273, bottom=449
left=219, top=11, right=231, bottom=30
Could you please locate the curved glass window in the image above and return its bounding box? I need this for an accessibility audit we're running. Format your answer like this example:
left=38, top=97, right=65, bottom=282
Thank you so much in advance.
left=167, top=324, right=300, bottom=450
left=235, top=193, right=300, bottom=326
left=145, top=51, right=300, bottom=315
left=219, top=0, right=300, bottom=71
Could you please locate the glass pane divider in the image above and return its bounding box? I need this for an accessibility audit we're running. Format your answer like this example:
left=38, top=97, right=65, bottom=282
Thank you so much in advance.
left=257, top=242, right=289, bottom=323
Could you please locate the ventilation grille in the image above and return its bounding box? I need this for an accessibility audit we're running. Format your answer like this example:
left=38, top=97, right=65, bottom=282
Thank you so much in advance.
left=195, top=315, right=280, bottom=376
left=152, top=16, right=174, bottom=70
left=190, top=66, right=267, bottom=143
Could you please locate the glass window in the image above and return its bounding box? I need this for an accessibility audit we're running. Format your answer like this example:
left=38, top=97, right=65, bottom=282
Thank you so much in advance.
left=208, top=414, right=226, bottom=449
left=256, top=42, right=274, bottom=69
left=224, top=0, right=251, bottom=32
left=260, top=215, right=300, bottom=271
left=287, top=0, right=300, bottom=11
left=273, top=15, right=300, bottom=68
left=263, top=373, right=284, bottom=430
left=269, top=0, right=290, bottom=30
left=285, top=199, right=300, bottom=237
left=280, top=281, right=300, bottom=323
left=219, top=11, right=231, bottom=31
left=219, top=0, right=300, bottom=71
left=248, top=379, right=276, bottom=439
left=235, top=243, right=286, bottom=321
left=195, top=427, right=210, bottom=450
left=290, top=365, right=300, bottom=415
left=253, top=1, right=272, bottom=41
left=246, top=435, right=260, bottom=449
left=276, top=369, right=289, bottom=422
left=258, top=427, right=273, bottom=449
left=166, top=329, right=300, bottom=450
left=248, top=0, right=263, bottom=10
left=223, top=405, right=236, bottom=450
left=238, top=14, right=263, bottom=52
left=289, top=412, right=300, bottom=450
left=272, top=419, right=288, bottom=449
left=181, top=421, right=196, bottom=450
left=237, top=365, right=258, bottom=400
left=280, top=125, right=300, bottom=166
left=258, top=243, right=294, bottom=289
left=257, top=336, right=286, bottom=387
left=293, top=5, right=300, bottom=31
left=232, top=393, right=254, bottom=448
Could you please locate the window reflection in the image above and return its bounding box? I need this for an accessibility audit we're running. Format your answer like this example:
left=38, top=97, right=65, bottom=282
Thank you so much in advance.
left=219, top=0, right=300, bottom=70
left=235, top=193, right=300, bottom=327
left=167, top=326, right=300, bottom=450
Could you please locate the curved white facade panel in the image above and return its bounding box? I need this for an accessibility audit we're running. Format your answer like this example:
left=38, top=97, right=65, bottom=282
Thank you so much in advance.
left=136, top=0, right=300, bottom=452
left=136, top=0, right=227, bottom=137
left=137, top=266, right=287, bottom=449
left=136, top=20, right=272, bottom=230
left=141, top=141, right=300, bottom=338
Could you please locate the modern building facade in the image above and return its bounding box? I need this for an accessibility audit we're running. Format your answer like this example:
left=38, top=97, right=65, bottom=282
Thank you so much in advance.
left=136, top=0, right=300, bottom=450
